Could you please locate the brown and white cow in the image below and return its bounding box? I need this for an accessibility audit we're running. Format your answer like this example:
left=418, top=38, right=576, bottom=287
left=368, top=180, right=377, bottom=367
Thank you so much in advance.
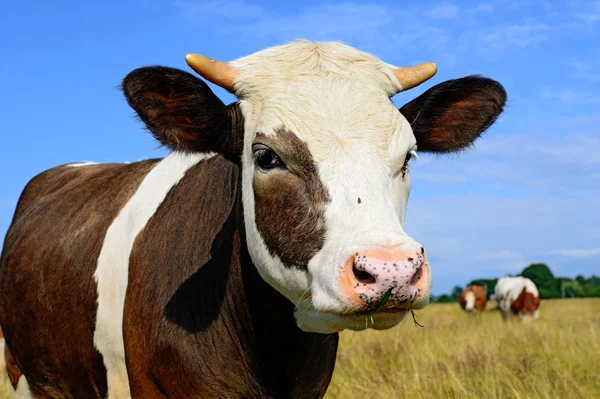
left=0, top=40, right=506, bottom=398
left=459, top=285, right=487, bottom=312
left=492, top=276, right=541, bottom=320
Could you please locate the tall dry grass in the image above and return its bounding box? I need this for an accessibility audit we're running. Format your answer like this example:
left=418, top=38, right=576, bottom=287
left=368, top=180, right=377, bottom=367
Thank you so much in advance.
left=326, top=298, right=600, bottom=399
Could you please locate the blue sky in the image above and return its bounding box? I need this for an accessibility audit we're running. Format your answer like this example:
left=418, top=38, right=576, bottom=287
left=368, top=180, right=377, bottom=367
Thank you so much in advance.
left=1, top=0, right=599, bottom=294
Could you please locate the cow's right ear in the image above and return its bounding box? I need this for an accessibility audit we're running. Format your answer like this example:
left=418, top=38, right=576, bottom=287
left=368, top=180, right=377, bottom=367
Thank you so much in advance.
left=122, top=66, right=243, bottom=161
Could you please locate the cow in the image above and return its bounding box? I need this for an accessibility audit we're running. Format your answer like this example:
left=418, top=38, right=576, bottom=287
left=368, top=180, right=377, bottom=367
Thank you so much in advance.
left=459, top=285, right=487, bottom=312
left=492, top=276, right=541, bottom=320
left=0, top=40, right=506, bottom=398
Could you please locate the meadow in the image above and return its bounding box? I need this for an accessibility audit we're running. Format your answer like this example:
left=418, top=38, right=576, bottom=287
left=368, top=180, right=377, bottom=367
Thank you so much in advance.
left=326, top=298, right=600, bottom=399
left=0, top=299, right=597, bottom=398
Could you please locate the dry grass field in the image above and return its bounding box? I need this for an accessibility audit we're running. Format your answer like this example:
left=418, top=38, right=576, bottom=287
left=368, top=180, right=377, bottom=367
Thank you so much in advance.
left=0, top=373, right=9, bottom=398
left=0, top=298, right=597, bottom=398
left=326, top=298, right=600, bottom=399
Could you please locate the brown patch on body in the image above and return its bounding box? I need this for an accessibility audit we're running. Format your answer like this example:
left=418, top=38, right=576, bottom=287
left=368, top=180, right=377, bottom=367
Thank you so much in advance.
left=253, top=128, right=329, bottom=268
left=459, top=285, right=487, bottom=312
left=0, top=160, right=158, bottom=398
left=511, top=288, right=541, bottom=316
left=123, top=155, right=338, bottom=398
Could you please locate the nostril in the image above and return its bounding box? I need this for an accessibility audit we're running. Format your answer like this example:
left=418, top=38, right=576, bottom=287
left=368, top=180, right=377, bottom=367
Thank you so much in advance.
left=410, top=265, right=423, bottom=285
left=352, top=264, right=376, bottom=284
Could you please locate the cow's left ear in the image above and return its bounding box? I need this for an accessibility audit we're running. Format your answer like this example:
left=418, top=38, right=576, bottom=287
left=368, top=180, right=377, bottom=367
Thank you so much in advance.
left=399, top=76, right=507, bottom=153
left=122, top=66, right=243, bottom=161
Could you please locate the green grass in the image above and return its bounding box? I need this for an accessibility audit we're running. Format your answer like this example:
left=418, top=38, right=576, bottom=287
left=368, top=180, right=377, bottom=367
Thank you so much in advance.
left=326, top=298, right=600, bottom=399
left=0, top=298, right=597, bottom=398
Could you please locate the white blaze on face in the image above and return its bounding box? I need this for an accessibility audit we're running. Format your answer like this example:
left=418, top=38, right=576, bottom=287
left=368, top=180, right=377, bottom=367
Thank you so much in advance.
left=233, top=41, right=427, bottom=333
left=465, top=291, right=476, bottom=311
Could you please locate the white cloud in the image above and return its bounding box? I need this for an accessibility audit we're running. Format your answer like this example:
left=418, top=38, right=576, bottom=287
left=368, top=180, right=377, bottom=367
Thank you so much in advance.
left=174, top=1, right=456, bottom=62
left=470, top=3, right=495, bottom=13
left=550, top=249, right=600, bottom=258
left=175, top=0, right=265, bottom=20
left=553, top=112, right=600, bottom=128
left=473, top=250, right=521, bottom=261
left=567, top=59, right=600, bottom=84
left=408, top=131, right=600, bottom=197
left=484, top=23, right=550, bottom=47
left=457, top=23, right=551, bottom=59
left=174, top=1, right=560, bottom=63
left=539, top=87, right=600, bottom=104
left=426, top=3, right=459, bottom=19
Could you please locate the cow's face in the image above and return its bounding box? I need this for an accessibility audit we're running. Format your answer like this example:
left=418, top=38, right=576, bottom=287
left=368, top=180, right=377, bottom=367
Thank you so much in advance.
left=122, top=41, right=506, bottom=334
left=463, top=290, right=476, bottom=312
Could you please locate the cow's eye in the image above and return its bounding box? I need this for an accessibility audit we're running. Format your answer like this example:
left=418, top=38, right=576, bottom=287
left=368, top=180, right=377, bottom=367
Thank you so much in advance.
left=255, top=148, right=283, bottom=170
left=401, top=152, right=412, bottom=178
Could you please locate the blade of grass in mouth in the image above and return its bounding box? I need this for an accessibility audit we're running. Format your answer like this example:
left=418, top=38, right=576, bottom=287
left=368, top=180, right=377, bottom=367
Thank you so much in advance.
left=356, top=286, right=395, bottom=317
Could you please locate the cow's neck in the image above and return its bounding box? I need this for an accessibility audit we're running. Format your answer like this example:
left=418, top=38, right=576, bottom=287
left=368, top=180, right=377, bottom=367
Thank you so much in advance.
left=232, top=187, right=339, bottom=398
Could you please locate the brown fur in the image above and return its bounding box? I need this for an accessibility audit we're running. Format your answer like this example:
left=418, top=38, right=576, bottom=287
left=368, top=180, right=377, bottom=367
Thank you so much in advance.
left=511, top=288, right=541, bottom=316
left=123, top=155, right=337, bottom=398
left=253, top=128, right=329, bottom=268
left=400, top=76, right=506, bottom=153
left=459, top=285, right=487, bottom=312
left=0, top=157, right=337, bottom=398
left=122, top=67, right=244, bottom=162
left=0, top=160, right=158, bottom=398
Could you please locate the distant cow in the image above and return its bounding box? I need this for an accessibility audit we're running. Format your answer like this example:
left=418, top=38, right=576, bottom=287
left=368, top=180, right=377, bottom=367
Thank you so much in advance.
left=492, top=276, right=541, bottom=320
left=459, top=285, right=487, bottom=312
left=0, top=40, right=506, bottom=398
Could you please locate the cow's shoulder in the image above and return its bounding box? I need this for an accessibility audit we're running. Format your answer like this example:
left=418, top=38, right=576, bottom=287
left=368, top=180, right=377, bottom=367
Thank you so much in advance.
left=122, top=155, right=248, bottom=397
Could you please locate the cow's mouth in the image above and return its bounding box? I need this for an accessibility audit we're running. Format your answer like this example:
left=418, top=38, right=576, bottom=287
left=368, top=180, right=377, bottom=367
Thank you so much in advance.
left=356, top=286, right=395, bottom=317
left=354, top=285, right=423, bottom=317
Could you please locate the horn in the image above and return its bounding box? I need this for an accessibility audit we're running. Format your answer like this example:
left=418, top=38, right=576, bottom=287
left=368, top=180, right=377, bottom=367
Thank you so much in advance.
left=185, top=53, right=238, bottom=93
left=393, top=63, right=437, bottom=91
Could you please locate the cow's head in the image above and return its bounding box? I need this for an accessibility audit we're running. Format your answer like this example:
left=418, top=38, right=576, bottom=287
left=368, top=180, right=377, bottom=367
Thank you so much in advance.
left=122, top=41, right=506, bottom=334
left=460, top=285, right=486, bottom=312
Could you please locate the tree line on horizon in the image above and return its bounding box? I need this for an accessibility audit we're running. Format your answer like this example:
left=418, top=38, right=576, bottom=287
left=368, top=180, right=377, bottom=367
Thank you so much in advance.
left=434, top=263, right=600, bottom=303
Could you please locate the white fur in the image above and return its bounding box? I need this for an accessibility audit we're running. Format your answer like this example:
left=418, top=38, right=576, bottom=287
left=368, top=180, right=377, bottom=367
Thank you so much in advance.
left=93, top=152, right=213, bottom=399
left=464, top=291, right=475, bottom=311
left=11, top=374, right=32, bottom=399
left=65, top=161, right=98, bottom=167
left=494, top=276, right=540, bottom=318
left=233, top=41, right=428, bottom=333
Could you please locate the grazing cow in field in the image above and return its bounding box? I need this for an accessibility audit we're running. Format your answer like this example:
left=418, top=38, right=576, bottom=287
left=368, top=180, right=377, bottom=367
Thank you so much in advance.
left=492, top=276, right=540, bottom=320
left=459, top=285, right=487, bottom=312
left=0, top=40, right=506, bottom=398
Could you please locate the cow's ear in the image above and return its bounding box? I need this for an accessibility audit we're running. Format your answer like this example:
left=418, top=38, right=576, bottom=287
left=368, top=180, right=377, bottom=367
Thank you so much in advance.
left=122, top=66, right=243, bottom=160
left=399, top=76, right=506, bottom=153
